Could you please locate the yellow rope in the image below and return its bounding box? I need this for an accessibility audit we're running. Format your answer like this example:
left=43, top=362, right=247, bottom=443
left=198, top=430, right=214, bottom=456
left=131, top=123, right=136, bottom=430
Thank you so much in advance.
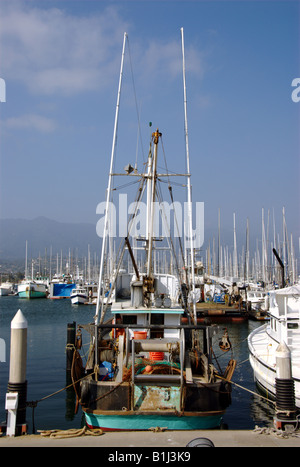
left=36, top=371, right=95, bottom=404
left=38, top=426, right=103, bottom=439
left=215, top=373, right=276, bottom=406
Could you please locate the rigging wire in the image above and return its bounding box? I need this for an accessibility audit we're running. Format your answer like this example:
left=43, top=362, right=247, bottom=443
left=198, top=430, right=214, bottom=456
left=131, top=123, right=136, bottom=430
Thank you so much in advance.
left=126, top=34, right=145, bottom=165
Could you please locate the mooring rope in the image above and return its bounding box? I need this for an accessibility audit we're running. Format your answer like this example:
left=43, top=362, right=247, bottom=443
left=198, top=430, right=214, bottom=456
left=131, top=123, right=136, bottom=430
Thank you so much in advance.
left=215, top=373, right=276, bottom=407
left=38, top=426, right=103, bottom=438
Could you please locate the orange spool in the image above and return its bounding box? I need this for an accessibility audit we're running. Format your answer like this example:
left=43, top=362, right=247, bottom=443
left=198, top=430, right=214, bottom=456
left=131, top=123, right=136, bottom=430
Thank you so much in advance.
left=133, top=331, right=147, bottom=339
left=149, top=352, right=164, bottom=361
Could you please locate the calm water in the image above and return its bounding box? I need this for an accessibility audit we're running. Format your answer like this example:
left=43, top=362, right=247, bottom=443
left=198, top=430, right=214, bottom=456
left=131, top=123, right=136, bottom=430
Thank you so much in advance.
left=0, top=296, right=275, bottom=433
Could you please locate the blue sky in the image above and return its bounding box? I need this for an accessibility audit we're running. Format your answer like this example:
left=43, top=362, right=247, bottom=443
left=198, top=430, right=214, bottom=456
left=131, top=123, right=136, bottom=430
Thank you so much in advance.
left=0, top=0, right=299, bottom=253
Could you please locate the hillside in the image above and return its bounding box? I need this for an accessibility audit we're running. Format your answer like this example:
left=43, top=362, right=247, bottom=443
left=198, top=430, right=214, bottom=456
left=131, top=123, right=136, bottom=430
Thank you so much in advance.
left=0, top=216, right=100, bottom=261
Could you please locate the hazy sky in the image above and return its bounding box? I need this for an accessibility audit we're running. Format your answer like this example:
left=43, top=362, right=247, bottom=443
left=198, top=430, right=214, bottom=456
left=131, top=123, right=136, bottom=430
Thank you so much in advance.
left=0, top=0, right=299, bottom=249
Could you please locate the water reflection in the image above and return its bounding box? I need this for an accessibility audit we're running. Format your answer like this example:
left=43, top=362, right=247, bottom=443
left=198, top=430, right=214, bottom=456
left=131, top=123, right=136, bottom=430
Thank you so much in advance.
left=215, top=320, right=275, bottom=429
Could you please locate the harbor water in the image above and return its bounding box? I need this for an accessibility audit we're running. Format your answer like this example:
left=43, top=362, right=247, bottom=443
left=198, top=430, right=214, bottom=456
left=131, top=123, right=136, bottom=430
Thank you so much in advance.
left=0, top=296, right=275, bottom=433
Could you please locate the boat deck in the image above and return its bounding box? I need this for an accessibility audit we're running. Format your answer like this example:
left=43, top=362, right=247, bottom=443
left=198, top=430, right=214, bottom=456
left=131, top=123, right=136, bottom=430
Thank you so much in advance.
left=195, top=302, right=248, bottom=322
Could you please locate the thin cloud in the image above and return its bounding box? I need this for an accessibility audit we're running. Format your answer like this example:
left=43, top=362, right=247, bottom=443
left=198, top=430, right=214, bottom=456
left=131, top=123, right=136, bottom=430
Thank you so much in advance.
left=132, top=38, right=205, bottom=87
left=0, top=3, right=205, bottom=97
left=5, top=114, right=56, bottom=133
left=0, top=2, right=129, bottom=96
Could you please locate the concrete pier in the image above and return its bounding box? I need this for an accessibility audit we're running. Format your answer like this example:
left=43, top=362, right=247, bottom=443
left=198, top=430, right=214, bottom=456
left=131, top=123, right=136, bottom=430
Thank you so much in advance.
left=1, top=429, right=300, bottom=447
left=0, top=429, right=300, bottom=452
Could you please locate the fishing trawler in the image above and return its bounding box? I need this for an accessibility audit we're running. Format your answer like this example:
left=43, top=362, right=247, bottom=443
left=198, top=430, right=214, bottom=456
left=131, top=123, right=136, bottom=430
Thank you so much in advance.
left=17, top=280, right=48, bottom=299
left=75, top=30, right=236, bottom=431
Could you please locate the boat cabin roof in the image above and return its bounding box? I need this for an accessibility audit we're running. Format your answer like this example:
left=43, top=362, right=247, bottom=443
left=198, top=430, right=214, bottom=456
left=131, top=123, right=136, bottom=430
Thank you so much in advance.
left=111, top=301, right=184, bottom=315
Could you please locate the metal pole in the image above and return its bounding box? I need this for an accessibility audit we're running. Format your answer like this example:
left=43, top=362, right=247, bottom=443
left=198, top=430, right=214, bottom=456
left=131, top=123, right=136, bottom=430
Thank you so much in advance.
left=181, top=27, right=196, bottom=324
left=95, top=32, right=128, bottom=326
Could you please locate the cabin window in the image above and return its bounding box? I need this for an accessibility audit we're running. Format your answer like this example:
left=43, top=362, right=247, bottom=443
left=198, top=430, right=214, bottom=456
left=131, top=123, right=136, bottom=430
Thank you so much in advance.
left=150, top=313, right=164, bottom=338
left=123, top=315, right=137, bottom=325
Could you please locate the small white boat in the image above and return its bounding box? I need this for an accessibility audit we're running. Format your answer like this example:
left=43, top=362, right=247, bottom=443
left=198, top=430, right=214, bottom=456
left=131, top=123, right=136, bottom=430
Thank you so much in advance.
left=248, top=284, right=300, bottom=408
left=0, top=282, right=13, bottom=296
left=71, top=285, right=88, bottom=305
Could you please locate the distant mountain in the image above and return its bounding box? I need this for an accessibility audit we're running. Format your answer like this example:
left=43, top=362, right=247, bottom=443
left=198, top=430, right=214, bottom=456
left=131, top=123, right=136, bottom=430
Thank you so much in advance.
left=0, top=216, right=101, bottom=261
left=0, top=215, right=261, bottom=265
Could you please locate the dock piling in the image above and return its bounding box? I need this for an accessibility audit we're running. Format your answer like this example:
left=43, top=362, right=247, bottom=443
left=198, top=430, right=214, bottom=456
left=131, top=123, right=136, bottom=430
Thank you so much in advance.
left=6, top=309, right=28, bottom=436
left=274, top=342, right=298, bottom=431
left=66, top=322, right=76, bottom=372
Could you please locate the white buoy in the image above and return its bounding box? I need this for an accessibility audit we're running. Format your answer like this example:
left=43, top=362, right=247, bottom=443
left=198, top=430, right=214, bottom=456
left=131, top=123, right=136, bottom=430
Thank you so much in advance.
left=276, top=341, right=292, bottom=380
left=9, top=310, right=27, bottom=384
left=6, top=309, right=28, bottom=436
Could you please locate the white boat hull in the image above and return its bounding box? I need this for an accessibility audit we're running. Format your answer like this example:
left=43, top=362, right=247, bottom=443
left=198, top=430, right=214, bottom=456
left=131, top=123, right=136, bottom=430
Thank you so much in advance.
left=71, top=294, right=88, bottom=305
left=248, top=285, right=300, bottom=408
left=0, top=287, right=11, bottom=296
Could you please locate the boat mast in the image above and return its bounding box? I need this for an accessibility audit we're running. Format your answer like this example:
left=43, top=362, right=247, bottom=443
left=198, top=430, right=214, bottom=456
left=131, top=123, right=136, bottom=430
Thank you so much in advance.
left=146, top=129, right=161, bottom=278
left=233, top=212, right=238, bottom=278
left=181, top=27, right=196, bottom=324
left=95, top=32, right=127, bottom=326
left=25, top=240, right=28, bottom=280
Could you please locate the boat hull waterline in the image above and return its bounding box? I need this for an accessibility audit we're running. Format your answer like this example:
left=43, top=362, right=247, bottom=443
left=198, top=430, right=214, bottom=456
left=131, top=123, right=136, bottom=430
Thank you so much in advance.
left=84, top=411, right=225, bottom=431
left=18, top=282, right=47, bottom=299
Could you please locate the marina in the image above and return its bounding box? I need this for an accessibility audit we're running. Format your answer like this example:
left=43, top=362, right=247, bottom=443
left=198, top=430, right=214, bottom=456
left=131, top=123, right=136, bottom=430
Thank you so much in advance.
left=0, top=9, right=299, bottom=448
left=0, top=296, right=289, bottom=433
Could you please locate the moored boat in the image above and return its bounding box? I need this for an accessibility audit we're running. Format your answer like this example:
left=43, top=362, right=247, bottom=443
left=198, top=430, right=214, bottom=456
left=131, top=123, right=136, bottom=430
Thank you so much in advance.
left=74, top=30, right=236, bottom=432
left=248, top=284, right=300, bottom=408
left=71, top=285, right=88, bottom=305
left=49, top=273, right=76, bottom=299
left=0, top=282, right=13, bottom=296
left=18, top=280, right=47, bottom=299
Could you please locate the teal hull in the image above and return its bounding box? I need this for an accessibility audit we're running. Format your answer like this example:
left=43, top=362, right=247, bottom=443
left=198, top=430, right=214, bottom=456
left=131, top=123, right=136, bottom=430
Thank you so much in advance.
left=84, top=412, right=223, bottom=431
left=18, top=290, right=46, bottom=299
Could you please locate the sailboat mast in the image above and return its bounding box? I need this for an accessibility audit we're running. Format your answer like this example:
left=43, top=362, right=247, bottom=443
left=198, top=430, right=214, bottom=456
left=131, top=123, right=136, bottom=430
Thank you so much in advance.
left=25, top=240, right=28, bottom=280
left=181, top=27, right=196, bottom=323
left=95, top=32, right=127, bottom=326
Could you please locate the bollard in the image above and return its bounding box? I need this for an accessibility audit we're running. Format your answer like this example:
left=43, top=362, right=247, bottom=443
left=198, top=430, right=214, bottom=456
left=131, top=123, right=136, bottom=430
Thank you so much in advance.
left=274, top=341, right=298, bottom=431
left=5, top=393, right=18, bottom=437
left=6, top=309, right=28, bottom=436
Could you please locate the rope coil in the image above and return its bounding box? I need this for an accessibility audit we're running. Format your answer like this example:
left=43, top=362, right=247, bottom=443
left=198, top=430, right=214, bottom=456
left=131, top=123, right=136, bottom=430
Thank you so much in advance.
left=38, top=426, right=103, bottom=439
